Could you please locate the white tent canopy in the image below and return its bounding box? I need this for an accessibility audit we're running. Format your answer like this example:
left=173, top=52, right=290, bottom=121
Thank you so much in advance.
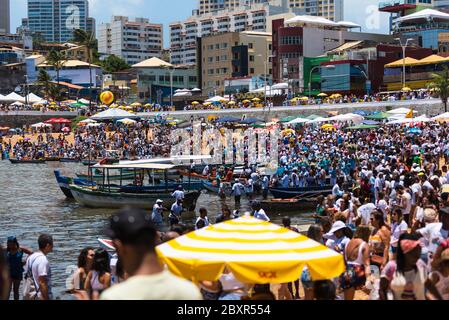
left=191, top=88, right=201, bottom=92
left=287, top=118, right=311, bottom=125
left=11, top=101, right=24, bottom=106
left=4, top=92, right=25, bottom=103
left=271, top=83, right=289, bottom=90
left=387, top=108, right=417, bottom=114
left=205, top=95, right=229, bottom=103
left=396, top=9, right=449, bottom=23
left=386, top=115, right=432, bottom=125
left=309, top=117, right=330, bottom=123
left=31, top=122, right=52, bottom=128
left=173, top=91, right=192, bottom=97
left=26, top=93, right=43, bottom=103
left=79, top=119, right=97, bottom=124
left=91, top=109, right=139, bottom=121
left=432, top=112, right=449, bottom=120
left=328, top=113, right=364, bottom=123
left=117, top=118, right=137, bottom=124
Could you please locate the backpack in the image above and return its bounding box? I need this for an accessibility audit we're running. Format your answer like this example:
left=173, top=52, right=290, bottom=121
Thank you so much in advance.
left=23, top=253, right=44, bottom=300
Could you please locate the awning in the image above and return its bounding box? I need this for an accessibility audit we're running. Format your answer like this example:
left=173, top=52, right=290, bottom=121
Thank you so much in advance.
left=414, top=54, right=449, bottom=66
left=328, top=40, right=363, bottom=54
left=385, top=57, right=420, bottom=68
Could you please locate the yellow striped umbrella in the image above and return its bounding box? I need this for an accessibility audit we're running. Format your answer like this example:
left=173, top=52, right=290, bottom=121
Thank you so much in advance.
left=156, top=216, right=344, bottom=283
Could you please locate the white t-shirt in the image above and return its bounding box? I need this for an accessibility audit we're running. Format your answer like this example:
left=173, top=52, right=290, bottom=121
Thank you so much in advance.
left=101, top=271, right=202, bottom=300
left=357, top=203, right=377, bottom=225
left=410, top=183, right=422, bottom=205
left=376, top=199, right=389, bottom=219
left=391, top=220, right=408, bottom=248
left=24, top=252, right=52, bottom=299
left=401, top=192, right=412, bottom=216
left=418, top=223, right=444, bottom=254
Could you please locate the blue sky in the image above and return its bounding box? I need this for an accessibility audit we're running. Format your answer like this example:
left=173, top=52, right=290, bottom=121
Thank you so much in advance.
left=11, top=0, right=197, bottom=47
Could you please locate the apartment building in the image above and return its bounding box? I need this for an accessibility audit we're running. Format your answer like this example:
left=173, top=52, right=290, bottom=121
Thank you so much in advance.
left=26, top=0, right=95, bottom=43
left=271, top=15, right=393, bottom=89
left=199, top=31, right=272, bottom=96
left=98, top=16, right=163, bottom=65
left=0, top=0, right=10, bottom=34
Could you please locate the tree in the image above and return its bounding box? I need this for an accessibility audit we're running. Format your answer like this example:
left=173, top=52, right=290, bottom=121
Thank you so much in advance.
left=73, top=29, right=97, bottom=108
left=101, top=55, right=130, bottom=73
left=429, top=65, right=449, bottom=113
left=37, top=69, right=52, bottom=99
left=47, top=50, right=65, bottom=95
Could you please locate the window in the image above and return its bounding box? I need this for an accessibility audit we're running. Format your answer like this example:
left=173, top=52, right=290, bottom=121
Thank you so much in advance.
left=280, top=36, right=302, bottom=45
left=208, top=57, right=213, bottom=63
left=221, top=43, right=228, bottom=49
left=248, top=43, right=253, bottom=49
left=216, top=56, right=220, bottom=62
left=215, top=44, right=220, bottom=49
left=250, top=68, right=255, bottom=74
left=249, top=55, right=254, bottom=62
left=208, top=69, right=214, bottom=75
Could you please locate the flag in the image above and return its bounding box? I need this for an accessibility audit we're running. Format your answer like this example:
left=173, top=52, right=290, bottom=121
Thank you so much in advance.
left=406, top=109, right=414, bottom=118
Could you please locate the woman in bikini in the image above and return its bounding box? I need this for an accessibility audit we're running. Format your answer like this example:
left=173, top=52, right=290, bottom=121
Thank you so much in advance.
left=340, top=225, right=371, bottom=300
left=370, top=211, right=391, bottom=269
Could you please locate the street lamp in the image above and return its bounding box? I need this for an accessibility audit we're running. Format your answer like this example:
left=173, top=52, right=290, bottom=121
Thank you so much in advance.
left=308, top=65, right=335, bottom=99
left=395, top=37, right=414, bottom=89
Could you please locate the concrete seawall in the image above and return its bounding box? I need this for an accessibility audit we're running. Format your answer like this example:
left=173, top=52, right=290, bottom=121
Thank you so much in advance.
left=0, top=111, right=78, bottom=128
left=138, top=99, right=445, bottom=121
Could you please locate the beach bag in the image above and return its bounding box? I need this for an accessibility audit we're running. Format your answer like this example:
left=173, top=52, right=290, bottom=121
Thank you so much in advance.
left=23, top=254, right=43, bottom=300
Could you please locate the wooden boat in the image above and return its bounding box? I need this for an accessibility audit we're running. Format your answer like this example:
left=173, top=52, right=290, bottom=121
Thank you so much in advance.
left=82, top=160, right=98, bottom=166
left=54, top=170, right=96, bottom=198
left=76, top=170, right=136, bottom=182
left=9, top=159, right=46, bottom=164
left=69, top=184, right=201, bottom=210
left=269, top=185, right=333, bottom=199
left=260, top=197, right=318, bottom=213
left=202, top=180, right=233, bottom=197
left=45, top=157, right=61, bottom=162
left=178, top=169, right=210, bottom=181
left=69, top=162, right=203, bottom=210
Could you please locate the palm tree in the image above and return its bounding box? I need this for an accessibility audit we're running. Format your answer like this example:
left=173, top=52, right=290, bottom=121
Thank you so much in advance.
left=429, top=65, right=449, bottom=113
left=73, top=29, right=97, bottom=108
left=37, top=69, right=52, bottom=100
left=47, top=50, right=65, bottom=100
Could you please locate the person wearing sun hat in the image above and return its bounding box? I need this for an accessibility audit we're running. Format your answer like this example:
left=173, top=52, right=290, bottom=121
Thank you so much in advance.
left=324, top=221, right=350, bottom=254
left=416, top=208, right=446, bottom=263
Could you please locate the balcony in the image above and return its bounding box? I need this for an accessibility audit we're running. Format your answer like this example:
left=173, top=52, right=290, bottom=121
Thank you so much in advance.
left=379, top=1, right=416, bottom=13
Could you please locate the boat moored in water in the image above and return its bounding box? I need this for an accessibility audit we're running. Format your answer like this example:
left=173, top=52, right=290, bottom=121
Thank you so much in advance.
left=269, top=185, right=333, bottom=199
left=9, top=159, right=46, bottom=164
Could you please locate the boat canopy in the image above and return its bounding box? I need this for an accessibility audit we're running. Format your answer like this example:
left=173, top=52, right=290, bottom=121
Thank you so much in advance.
left=118, top=155, right=212, bottom=166
left=92, top=163, right=176, bottom=170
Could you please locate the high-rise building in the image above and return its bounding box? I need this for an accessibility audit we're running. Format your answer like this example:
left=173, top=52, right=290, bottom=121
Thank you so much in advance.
left=171, top=0, right=388, bottom=65
left=27, top=0, right=93, bottom=43
left=0, top=0, right=10, bottom=34
left=98, top=16, right=163, bottom=65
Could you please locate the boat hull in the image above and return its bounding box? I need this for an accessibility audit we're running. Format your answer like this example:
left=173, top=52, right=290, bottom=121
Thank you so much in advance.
left=54, top=170, right=96, bottom=198
left=60, top=158, right=80, bottom=163
left=269, top=186, right=333, bottom=199
left=260, top=198, right=317, bottom=213
left=9, top=159, right=46, bottom=164
left=69, top=185, right=201, bottom=210
left=203, top=181, right=233, bottom=197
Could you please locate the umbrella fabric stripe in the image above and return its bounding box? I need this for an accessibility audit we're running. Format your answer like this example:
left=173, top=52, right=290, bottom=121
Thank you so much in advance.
left=199, top=227, right=290, bottom=235
left=163, top=239, right=331, bottom=255
left=157, top=244, right=341, bottom=262
left=193, top=229, right=300, bottom=240
left=175, top=237, right=322, bottom=250
left=223, top=219, right=271, bottom=225
left=210, top=223, right=284, bottom=231
left=187, top=231, right=306, bottom=243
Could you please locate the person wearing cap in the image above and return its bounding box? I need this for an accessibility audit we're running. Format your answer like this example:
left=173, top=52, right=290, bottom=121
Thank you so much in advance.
left=5, top=237, right=33, bottom=300
left=151, top=199, right=167, bottom=230
left=416, top=208, right=449, bottom=263
left=324, top=221, right=350, bottom=254
left=169, top=199, right=184, bottom=227
left=98, top=208, right=202, bottom=300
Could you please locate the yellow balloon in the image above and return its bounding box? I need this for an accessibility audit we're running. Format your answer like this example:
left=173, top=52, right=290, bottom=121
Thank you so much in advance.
left=100, top=91, right=114, bottom=105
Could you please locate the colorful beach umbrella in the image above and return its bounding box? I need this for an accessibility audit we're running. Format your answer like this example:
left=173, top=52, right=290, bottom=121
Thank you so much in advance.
left=156, top=216, right=345, bottom=283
